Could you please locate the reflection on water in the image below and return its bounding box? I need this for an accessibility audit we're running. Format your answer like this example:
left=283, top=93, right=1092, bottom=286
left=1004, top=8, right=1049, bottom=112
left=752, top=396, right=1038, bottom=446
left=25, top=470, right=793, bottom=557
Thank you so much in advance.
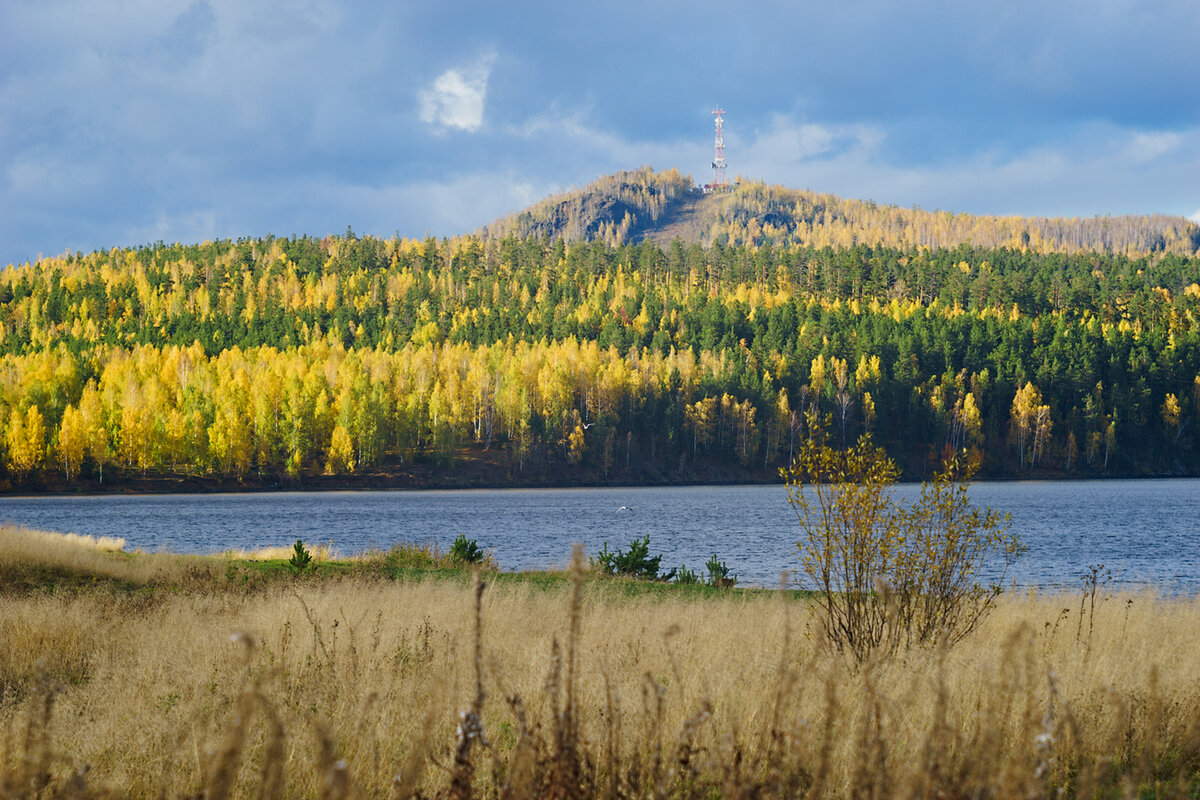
left=1, top=479, right=1197, bottom=592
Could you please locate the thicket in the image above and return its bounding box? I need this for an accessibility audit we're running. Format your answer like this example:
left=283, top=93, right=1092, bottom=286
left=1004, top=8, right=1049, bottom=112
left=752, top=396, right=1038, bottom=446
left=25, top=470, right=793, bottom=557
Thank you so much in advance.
left=1, top=229, right=1199, bottom=488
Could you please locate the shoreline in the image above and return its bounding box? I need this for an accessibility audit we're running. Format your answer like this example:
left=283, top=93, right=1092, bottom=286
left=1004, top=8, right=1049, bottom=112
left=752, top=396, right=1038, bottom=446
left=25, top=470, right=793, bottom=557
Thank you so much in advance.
left=3, top=464, right=1196, bottom=497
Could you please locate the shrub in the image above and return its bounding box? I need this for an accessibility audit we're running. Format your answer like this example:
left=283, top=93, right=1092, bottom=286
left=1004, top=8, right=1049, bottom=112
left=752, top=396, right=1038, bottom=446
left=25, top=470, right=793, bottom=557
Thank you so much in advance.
left=288, top=539, right=313, bottom=572
left=449, top=535, right=485, bottom=565
left=593, top=535, right=665, bottom=580
left=783, top=413, right=1023, bottom=659
left=382, top=542, right=439, bottom=569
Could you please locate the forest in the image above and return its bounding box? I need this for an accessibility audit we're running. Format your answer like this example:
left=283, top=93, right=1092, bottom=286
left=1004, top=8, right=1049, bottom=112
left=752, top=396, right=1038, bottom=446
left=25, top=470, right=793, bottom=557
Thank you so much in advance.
left=1, top=219, right=1198, bottom=489
left=480, top=167, right=1200, bottom=256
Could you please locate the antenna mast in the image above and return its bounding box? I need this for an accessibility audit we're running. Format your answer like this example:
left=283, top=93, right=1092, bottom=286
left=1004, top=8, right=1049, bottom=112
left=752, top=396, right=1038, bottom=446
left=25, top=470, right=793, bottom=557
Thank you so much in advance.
left=706, top=107, right=728, bottom=192
left=712, top=108, right=728, bottom=188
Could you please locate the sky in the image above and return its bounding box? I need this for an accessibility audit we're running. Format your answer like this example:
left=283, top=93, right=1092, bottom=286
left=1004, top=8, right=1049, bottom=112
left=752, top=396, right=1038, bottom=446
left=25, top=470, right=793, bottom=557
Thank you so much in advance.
left=2, top=0, right=1199, bottom=267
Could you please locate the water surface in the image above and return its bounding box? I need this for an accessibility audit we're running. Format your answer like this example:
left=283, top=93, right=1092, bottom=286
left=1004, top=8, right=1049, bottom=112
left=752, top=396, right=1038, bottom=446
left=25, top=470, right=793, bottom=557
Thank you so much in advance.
left=2, top=480, right=1197, bottom=592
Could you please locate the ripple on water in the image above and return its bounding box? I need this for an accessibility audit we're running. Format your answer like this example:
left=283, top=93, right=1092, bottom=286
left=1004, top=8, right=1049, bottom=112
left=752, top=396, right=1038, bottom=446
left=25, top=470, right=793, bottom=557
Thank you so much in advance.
left=1, top=479, right=1197, bottom=592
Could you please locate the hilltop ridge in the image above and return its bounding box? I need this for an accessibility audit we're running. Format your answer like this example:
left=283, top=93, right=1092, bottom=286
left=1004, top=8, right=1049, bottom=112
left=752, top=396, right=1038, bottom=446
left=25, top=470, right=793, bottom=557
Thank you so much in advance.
left=480, top=167, right=1200, bottom=257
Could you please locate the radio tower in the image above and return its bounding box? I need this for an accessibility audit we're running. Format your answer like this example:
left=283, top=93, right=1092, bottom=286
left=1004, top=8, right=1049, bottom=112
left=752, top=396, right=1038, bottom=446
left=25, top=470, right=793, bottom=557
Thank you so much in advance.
left=710, top=107, right=728, bottom=191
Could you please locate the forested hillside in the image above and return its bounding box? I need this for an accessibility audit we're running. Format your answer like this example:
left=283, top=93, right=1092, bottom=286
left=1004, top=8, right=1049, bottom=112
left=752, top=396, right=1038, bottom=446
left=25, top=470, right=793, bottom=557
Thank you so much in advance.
left=477, top=168, right=696, bottom=246
left=2, top=227, right=1199, bottom=490
left=482, top=168, right=1200, bottom=257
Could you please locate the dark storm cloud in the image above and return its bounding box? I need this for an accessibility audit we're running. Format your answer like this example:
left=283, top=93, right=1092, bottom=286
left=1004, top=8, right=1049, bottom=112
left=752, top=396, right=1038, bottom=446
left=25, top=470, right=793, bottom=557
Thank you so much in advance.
left=2, top=0, right=1197, bottom=267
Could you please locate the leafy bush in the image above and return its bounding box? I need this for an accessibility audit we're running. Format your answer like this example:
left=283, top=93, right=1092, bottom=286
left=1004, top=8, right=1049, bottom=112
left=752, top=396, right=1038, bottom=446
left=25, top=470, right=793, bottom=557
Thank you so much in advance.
left=449, top=535, right=485, bottom=565
left=784, top=413, right=1023, bottom=660
left=288, top=540, right=313, bottom=572
left=382, top=542, right=439, bottom=569
left=593, top=535, right=665, bottom=580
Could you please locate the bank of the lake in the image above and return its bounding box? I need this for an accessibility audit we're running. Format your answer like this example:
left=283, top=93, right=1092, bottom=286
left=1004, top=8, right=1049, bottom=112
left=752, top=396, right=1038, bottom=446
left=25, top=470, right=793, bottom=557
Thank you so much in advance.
left=3, top=479, right=1197, bottom=592
left=0, top=450, right=786, bottom=495
left=0, top=527, right=766, bottom=601
left=5, top=444, right=1195, bottom=497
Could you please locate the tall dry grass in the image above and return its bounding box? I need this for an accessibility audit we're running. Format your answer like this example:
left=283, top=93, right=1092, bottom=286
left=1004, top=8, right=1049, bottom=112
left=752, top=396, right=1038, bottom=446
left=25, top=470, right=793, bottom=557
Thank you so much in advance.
left=0, top=526, right=214, bottom=587
left=1, top=544, right=1198, bottom=797
left=218, top=543, right=335, bottom=562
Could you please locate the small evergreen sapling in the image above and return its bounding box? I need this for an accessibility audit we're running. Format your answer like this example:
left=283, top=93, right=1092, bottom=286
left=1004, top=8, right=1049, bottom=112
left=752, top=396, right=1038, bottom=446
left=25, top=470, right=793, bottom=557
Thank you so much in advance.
left=593, top=535, right=665, bottom=580
left=673, top=564, right=700, bottom=585
left=288, top=539, right=313, bottom=572
left=449, top=535, right=485, bottom=565
left=705, top=554, right=737, bottom=587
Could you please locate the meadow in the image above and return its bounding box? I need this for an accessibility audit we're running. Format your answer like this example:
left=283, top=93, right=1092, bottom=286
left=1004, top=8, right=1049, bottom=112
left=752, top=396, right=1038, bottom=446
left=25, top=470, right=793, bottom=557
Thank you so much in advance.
left=2, top=526, right=1199, bottom=799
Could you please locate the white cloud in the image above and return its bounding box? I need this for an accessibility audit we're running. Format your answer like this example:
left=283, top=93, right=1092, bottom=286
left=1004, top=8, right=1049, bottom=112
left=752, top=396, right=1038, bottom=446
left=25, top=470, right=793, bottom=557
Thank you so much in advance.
left=323, top=171, right=552, bottom=235
left=418, top=56, right=493, bottom=132
left=1127, top=131, right=1182, bottom=163
left=512, top=108, right=706, bottom=175
left=740, top=116, right=884, bottom=166
left=1190, top=210, right=1200, bottom=224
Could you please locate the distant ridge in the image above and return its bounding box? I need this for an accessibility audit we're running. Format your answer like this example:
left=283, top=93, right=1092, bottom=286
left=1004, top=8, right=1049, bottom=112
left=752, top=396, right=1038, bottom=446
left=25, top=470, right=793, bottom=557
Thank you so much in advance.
left=480, top=167, right=1200, bottom=257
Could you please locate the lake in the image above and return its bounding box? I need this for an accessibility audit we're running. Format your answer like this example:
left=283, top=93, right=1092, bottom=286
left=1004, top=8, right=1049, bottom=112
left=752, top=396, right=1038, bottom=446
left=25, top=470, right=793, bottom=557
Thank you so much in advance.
left=2, top=479, right=1198, bottom=592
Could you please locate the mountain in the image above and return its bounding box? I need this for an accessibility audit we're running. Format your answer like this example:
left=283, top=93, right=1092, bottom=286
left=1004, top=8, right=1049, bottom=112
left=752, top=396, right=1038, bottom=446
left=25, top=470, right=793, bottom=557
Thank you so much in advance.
left=480, top=167, right=1200, bottom=257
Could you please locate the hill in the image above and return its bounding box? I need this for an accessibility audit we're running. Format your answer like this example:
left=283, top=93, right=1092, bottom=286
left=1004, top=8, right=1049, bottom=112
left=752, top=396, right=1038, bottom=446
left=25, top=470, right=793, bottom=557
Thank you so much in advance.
left=1, top=166, right=1199, bottom=492
left=480, top=167, right=1200, bottom=257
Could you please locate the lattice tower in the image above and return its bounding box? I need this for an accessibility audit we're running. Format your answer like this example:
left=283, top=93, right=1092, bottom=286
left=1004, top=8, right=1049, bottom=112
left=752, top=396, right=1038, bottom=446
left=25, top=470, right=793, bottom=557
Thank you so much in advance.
left=711, top=108, right=727, bottom=187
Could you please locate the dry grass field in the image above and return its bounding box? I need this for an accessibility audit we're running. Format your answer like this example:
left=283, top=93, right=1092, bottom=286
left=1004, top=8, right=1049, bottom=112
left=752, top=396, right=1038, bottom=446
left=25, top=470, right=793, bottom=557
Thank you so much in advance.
left=1, top=526, right=1198, bottom=799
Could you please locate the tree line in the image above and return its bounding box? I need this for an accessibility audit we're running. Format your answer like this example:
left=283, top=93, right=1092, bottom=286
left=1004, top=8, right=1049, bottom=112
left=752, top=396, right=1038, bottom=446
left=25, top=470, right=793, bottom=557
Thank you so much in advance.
left=1, top=231, right=1198, bottom=487
left=707, top=180, right=1200, bottom=256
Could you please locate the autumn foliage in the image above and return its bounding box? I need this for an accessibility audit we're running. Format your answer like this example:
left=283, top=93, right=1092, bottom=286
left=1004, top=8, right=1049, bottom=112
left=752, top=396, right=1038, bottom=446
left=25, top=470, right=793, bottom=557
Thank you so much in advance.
left=784, top=415, right=1023, bottom=660
left=0, top=205, right=1198, bottom=487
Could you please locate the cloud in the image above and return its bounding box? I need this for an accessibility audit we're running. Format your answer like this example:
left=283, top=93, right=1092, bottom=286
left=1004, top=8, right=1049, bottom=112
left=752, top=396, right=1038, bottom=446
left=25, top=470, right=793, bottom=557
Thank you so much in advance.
left=608, top=112, right=1192, bottom=220
left=506, top=106, right=732, bottom=188
left=4, top=0, right=1199, bottom=266
left=1127, top=132, right=1183, bottom=163
left=1190, top=210, right=1200, bottom=224
left=503, top=108, right=1200, bottom=224
left=321, top=171, right=551, bottom=236
left=738, top=116, right=884, bottom=170
left=419, top=55, right=494, bottom=132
